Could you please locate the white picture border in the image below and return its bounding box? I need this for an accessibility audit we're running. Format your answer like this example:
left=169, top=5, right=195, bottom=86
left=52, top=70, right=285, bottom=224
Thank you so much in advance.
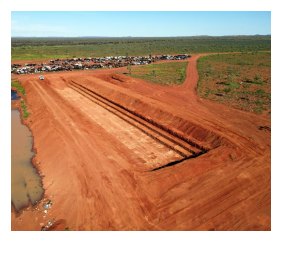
left=1, top=1, right=285, bottom=257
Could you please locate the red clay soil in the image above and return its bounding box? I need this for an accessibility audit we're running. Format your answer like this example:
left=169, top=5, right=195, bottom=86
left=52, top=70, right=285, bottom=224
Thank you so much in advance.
left=11, top=54, right=270, bottom=231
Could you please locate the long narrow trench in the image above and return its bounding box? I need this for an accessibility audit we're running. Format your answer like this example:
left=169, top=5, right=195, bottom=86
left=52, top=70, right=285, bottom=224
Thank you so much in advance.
left=66, top=81, right=205, bottom=170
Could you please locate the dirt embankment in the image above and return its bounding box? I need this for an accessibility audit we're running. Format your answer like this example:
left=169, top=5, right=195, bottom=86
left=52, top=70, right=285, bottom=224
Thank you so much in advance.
left=12, top=54, right=270, bottom=231
left=69, top=77, right=226, bottom=151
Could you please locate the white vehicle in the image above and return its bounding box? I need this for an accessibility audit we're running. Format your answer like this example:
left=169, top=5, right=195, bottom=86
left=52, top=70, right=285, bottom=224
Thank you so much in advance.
left=39, top=75, right=45, bottom=80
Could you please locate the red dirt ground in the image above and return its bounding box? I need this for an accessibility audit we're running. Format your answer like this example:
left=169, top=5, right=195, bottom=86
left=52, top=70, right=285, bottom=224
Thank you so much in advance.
left=11, top=54, right=270, bottom=231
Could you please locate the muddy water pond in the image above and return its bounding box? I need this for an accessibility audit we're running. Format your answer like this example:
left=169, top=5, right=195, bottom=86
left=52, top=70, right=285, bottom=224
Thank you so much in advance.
left=11, top=90, right=20, bottom=100
left=11, top=108, right=44, bottom=212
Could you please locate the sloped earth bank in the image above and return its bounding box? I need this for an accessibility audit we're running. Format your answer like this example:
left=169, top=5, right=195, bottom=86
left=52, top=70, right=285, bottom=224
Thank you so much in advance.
left=12, top=54, right=270, bottom=230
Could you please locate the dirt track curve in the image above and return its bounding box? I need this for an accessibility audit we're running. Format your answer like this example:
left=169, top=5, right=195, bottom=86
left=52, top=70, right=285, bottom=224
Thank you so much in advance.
left=12, top=54, right=270, bottom=230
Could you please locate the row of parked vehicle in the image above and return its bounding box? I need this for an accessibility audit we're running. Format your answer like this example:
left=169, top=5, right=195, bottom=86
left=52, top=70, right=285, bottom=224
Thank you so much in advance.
left=11, top=54, right=191, bottom=75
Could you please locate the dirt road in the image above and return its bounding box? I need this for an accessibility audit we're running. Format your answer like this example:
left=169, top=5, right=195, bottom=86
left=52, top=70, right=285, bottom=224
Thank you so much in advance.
left=12, top=54, right=270, bottom=230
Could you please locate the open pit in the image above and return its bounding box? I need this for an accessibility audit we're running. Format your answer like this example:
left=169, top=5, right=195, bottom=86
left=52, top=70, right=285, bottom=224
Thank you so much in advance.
left=29, top=77, right=209, bottom=173
left=12, top=55, right=270, bottom=231
left=67, top=81, right=206, bottom=166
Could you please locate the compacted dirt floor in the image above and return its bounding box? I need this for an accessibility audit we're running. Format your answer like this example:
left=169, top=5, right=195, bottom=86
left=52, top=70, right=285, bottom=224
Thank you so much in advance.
left=11, top=54, right=271, bottom=230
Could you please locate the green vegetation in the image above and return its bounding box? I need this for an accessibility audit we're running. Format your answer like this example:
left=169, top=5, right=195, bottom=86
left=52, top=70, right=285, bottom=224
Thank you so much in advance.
left=197, top=52, right=271, bottom=113
left=11, top=81, right=30, bottom=118
left=126, top=62, right=187, bottom=86
left=12, top=35, right=271, bottom=61
left=11, top=80, right=26, bottom=95
left=20, top=100, right=29, bottom=119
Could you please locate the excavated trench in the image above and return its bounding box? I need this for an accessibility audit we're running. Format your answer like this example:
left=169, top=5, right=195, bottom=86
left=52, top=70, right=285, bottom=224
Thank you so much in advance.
left=66, top=80, right=226, bottom=171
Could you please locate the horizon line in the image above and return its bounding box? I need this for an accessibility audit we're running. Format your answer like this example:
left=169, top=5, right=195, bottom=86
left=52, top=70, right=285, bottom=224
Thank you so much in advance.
left=11, top=34, right=271, bottom=38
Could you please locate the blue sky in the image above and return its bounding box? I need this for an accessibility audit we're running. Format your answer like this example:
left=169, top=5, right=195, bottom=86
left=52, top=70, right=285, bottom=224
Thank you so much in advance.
left=11, top=11, right=271, bottom=37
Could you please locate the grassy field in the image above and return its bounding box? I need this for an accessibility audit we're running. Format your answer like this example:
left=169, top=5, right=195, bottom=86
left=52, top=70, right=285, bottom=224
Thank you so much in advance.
left=197, top=52, right=271, bottom=114
left=125, top=62, right=187, bottom=86
left=11, top=36, right=271, bottom=61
